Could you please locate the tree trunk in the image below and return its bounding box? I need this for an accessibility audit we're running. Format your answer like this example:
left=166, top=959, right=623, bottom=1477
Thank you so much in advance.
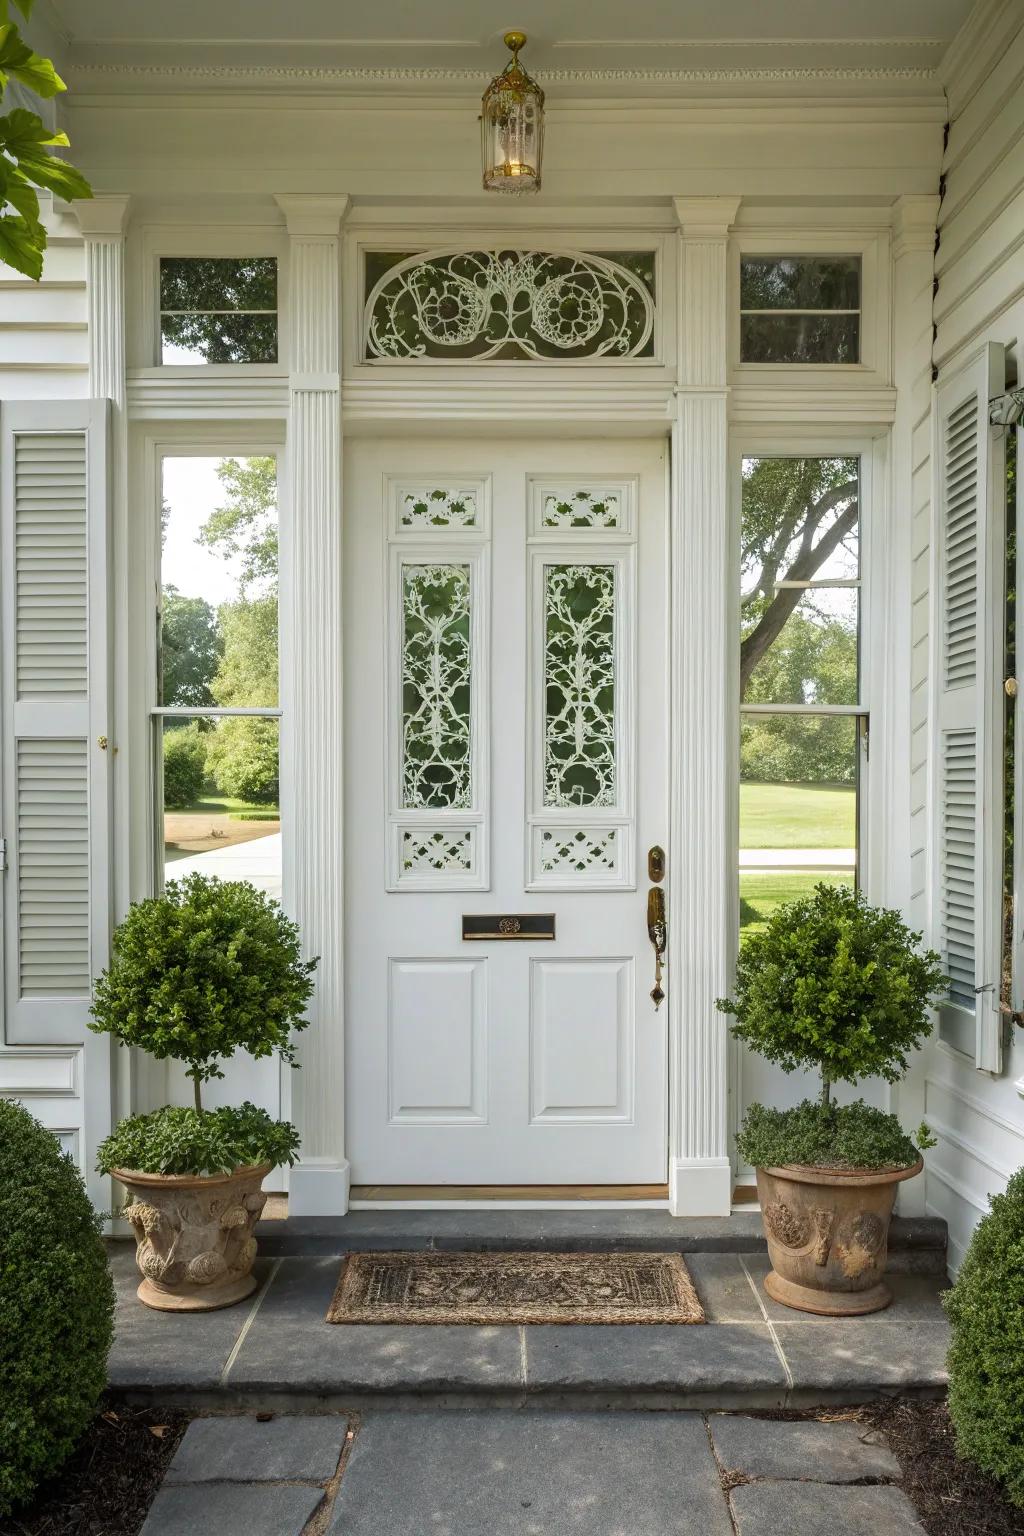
left=740, top=495, right=858, bottom=696
left=820, top=1076, right=832, bottom=1110
left=192, top=1074, right=203, bottom=1114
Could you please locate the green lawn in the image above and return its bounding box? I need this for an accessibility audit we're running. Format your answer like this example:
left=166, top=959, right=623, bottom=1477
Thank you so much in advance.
left=167, top=794, right=280, bottom=819
left=740, top=870, right=855, bottom=937
left=740, top=782, right=855, bottom=849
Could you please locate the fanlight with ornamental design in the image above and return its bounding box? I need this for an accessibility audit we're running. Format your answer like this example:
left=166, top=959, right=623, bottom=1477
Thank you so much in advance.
left=365, top=249, right=655, bottom=361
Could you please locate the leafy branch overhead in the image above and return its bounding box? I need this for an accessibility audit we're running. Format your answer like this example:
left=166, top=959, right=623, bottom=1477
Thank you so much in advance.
left=0, top=0, right=91, bottom=279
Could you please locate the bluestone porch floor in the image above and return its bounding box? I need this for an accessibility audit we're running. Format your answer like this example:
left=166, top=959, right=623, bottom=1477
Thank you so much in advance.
left=106, top=1238, right=951, bottom=1412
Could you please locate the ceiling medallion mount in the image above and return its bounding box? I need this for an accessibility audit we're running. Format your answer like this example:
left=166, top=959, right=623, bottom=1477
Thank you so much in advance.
left=481, top=30, right=545, bottom=194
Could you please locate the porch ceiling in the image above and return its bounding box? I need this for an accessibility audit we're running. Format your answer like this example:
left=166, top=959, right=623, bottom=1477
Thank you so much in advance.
left=41, top=0, right=975, bottom=79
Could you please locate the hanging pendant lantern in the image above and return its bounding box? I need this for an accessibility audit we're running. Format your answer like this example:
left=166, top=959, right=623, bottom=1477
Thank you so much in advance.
left=481, top=31, right=544, bottom=194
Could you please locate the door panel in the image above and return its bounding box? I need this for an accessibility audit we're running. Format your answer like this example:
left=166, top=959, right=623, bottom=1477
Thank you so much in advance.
left=345, top=438, right=668, bottom=1185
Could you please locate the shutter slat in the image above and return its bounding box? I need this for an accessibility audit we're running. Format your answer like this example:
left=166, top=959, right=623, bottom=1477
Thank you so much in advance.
left=16, top=738, right=91, bottom=998
left=14, top=431, right=88, bottom=699
left=941, top=727, right=976, bottom=1012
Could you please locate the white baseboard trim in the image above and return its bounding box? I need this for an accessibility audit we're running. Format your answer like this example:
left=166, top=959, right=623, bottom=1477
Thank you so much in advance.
left=288, top=1158, right=351, bottom=1217
left=669, top=1157, right=733, bottom=1217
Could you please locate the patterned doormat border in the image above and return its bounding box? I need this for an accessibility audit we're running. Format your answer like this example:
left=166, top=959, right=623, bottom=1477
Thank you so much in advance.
left=326, top=1250, right=705, bottom=1326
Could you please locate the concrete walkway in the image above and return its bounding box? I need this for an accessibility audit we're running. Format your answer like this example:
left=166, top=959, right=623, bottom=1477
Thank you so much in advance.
left=139, top=1409, right=925, bottom=1535
left=165, top=831, right=282, bottom=899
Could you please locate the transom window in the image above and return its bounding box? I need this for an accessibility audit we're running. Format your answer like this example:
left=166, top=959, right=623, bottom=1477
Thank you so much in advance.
left=364, top=248, right=656, bottom=361
left=738, top=455, right=864, bottom=940
left=159, top=258, right=278, bottom=365
left=740, top=256, right=861, bottom=365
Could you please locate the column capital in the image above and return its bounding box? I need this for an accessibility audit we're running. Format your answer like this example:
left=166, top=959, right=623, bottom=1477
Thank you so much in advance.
left=672, top=196, right=741, bottom=239
left=274, top=194, right=351, bottom=237
left=891, top=194, right=940, bottom=259
left=71, top=195, right=131, bottom=239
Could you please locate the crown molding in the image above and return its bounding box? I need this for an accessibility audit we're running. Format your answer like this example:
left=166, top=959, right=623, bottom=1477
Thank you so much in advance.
left=66, top=62, right=941, bottom=88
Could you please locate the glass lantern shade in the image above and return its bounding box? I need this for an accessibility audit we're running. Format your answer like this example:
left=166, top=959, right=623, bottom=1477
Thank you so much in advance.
left=481, top=33, right=545, bottom=194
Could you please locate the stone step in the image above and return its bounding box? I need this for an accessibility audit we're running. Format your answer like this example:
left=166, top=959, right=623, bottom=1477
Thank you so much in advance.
left=107, top=1246, right=951, bottom=1414
left=255, top=1210, right=948, bottom=1275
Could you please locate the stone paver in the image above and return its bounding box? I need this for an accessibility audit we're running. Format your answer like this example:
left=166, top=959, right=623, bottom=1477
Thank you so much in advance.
left=522, top=1321, right=787, bottom=1403
left=107, top=1244, right=258, bottom=1390
left=730, top=1481, right=924, bottom=1535
left=709, top=1415, right=899, bottom=1483
left=141, top=1482, right=323, bottom=1536
left=164, top=1413, right=347, bottom=1484
left=327, top=1410, right=734, bottom=1535
left=773, top=1318, right=950, bottom=1394
left=226, top=1257, right=524, bottom=1394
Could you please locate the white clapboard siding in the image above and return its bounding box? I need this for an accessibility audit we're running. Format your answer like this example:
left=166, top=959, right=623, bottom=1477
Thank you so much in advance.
left=931, top=343, right=1004, bottom=1071
left=0, top=401, right=110, bottom=1046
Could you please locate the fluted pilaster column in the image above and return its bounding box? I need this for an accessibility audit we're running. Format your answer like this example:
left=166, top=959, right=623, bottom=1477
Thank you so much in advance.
left=72, top=196, right=131, bottom=1199
left=669, top=197, right=740, bottom=1216
left=275, top=195, right=350, bottom=1215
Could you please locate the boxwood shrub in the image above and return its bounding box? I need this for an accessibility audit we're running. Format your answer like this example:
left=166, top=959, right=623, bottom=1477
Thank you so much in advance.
left=0, top=1101, right=115, bottom=1516
left=945, top=1167, right=1024, bottom=1507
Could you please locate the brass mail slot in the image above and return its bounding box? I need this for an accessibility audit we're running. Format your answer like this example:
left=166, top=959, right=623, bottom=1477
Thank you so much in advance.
left=462, top=913, right=556, bottom=941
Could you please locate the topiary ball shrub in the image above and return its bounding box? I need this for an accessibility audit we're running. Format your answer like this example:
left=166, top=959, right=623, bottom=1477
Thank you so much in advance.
left=945, top=1167, right=1024, bottom=1507
left=0, top=1100, right=115, bottom=1517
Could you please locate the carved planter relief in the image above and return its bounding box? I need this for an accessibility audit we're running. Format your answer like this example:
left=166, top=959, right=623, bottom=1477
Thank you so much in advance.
left=755, top=1159, right=923, bottom=1316
left=115, top=1162, right=272, bottom=1312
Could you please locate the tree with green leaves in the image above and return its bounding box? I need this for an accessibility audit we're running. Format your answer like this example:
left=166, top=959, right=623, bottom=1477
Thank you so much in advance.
left=0, top=0, right=91, bottom=278
left=741, top=456, right=859, bottom=698
left=160, top=588, right=223, bottom=708
left=200, top=457, right=281, bottom=804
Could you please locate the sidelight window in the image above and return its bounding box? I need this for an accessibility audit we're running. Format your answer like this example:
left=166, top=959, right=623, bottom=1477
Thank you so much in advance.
left=738, top=454, right=865, bottom=939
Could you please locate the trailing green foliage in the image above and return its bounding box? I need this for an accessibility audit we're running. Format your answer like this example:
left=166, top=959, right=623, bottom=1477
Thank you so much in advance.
left=718, top=883, right=945, bottom=1099
left=0, top=1100, right=114, bottom=1516
left=89, top=874, right=317, bottom=1108
left=0, top=0, right=92, bottom=279
left=945, top=1167, right=1024, bottom=1507
left=97, top=1102, right=301, bottom=1178
left=736, top=1099, right=931, bottom=1172
left=205, top=714, right=279, bottom=804
left=162, top=722, right=208, bottom=809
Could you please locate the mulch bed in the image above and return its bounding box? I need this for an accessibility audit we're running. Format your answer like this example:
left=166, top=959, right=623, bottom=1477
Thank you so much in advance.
left=863, top=1400, right=1023, bottom=1536
left=0, top=1404, right=190, bottom=1536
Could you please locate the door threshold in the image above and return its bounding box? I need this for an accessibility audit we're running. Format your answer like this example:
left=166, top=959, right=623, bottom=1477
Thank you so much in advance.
left=349, top=1182, right=669, bottom=1210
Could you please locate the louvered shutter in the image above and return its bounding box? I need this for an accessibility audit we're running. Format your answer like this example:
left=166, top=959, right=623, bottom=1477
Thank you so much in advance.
left=1, top=400, right=111, bottom=1045
left=933, top=343, right=1004, bottom=1070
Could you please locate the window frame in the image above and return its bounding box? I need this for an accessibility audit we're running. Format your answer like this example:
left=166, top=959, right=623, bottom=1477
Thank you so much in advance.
left=729, top=230, right=890, bottom=389
left=148, top=441, right=288, bottom=899
left=733, top=431, right=882, bottom=919
left=134, top=226, right=289, bottom=373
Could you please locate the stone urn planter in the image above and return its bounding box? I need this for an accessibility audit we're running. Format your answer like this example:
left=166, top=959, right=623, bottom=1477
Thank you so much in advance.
left=755, top=1158, right=923, bottom=1315
left=116, top=1162, right=271, bottom=1312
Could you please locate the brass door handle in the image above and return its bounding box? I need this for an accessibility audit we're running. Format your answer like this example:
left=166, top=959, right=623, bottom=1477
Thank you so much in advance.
left=647, top=886, right=666, bottom=1010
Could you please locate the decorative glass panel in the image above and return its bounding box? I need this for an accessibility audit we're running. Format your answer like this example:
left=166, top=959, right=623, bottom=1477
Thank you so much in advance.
left=366, top=249, right=655, bottom=361
left=540, top=826, right=618, bottom=874
left=543, top=489, right=620, bottom=529
left=401, top=827, right=474, bottom=873
left=400, top=488, right=478, bottom=529
left=402, top=564, right=472, bottom=809
left=159, top=258, right=278, bottom=365
left=544, top=564, right=616, bottom=807
left=740, top=256, right=860, bottom=364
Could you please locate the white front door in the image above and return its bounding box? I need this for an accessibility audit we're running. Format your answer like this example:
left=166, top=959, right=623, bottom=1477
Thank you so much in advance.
left=344, top=437, right=669, bottom=1185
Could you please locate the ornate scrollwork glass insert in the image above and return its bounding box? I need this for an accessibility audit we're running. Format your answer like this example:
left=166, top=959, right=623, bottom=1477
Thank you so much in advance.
left=402, top=563, right=472, bottom=809
left=400, top=488, right=478, bottom=529
left=543, top=489, right=621, bottom=529
left=365, top=249, right=655, bottom=361
left=544, top=564, right=616, bottom=808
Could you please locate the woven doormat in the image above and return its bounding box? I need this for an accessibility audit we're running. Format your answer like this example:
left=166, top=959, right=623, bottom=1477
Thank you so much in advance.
left=326, top=1250, right=705, bottom=1326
